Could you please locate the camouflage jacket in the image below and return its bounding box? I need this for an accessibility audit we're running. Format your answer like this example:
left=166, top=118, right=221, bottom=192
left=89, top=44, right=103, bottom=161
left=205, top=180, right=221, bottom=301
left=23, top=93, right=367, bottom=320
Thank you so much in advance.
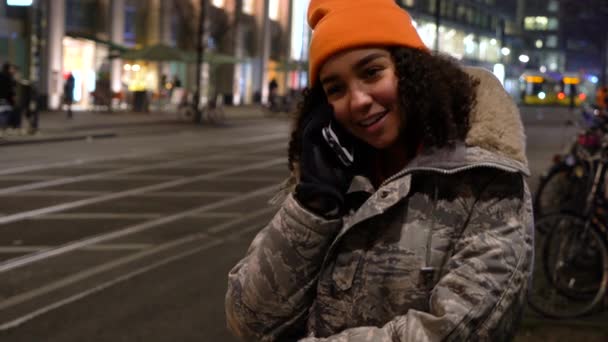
left=226, top=67, right=534, bottom=341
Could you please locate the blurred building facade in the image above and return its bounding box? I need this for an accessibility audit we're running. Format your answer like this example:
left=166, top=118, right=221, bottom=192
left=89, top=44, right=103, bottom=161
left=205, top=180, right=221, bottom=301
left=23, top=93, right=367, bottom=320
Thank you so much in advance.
left=4, top=0, right=308, bottom=110
left=6, top=0, right=605, bottom=110
left=398, top=0, right=519, bottom=95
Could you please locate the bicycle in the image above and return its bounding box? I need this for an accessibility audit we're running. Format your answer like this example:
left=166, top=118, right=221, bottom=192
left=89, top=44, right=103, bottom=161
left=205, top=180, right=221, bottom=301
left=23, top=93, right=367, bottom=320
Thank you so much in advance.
left=175, top=91, right=225, bottom=125
left=527, top=129, right=608, bottom=319
left=534, top=104, right=607, bottom=221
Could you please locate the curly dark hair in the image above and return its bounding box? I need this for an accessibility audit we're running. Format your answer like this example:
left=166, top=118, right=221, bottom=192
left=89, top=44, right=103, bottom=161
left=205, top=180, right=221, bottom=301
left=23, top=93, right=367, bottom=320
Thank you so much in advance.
left=287, top=46, right=479, bottom=173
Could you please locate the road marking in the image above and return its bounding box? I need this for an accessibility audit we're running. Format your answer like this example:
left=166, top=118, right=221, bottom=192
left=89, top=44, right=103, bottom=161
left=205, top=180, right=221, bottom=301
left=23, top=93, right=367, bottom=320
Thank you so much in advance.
left=0, top=152, right=159, bottom=176
left=0, top=175, right=58, bottom=180
left=0, top=132, right=287, bottom=178
left=0, top=244, right=152, bottom=253
left=0, top=206, right=274, bottom=330
left=136, top=191, right=240, bottom=198
left=0, top=158, right=283, bottom=227
left=0, top=148, right=280, bottom=196
left=223, top=175, right=289, bottom=182
left=0, top=182, right=278, bottom=273
left=88, top=175, right=178, bottom=180
left=32, top=213, right=164, bottom=220
left=7, top=191, right=109, bottom=197
left=188, top=212, right=242, bottom=218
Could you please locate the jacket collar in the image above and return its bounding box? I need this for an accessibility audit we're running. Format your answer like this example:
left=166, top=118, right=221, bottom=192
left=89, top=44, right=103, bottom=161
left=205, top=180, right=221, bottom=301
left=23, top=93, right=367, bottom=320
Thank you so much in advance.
left=461, top=66, right=528, bottom=170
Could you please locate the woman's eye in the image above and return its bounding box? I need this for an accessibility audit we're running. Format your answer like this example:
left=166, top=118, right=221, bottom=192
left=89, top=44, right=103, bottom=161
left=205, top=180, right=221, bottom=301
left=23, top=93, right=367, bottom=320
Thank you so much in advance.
left=325, top=84, right=343, bottom=96
left=364, top=67, right=382, bottom=78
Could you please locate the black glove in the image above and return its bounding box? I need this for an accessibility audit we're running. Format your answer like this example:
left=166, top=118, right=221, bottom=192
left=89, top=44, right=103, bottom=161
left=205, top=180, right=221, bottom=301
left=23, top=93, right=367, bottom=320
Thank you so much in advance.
left=295, top=105, right=353, bottom=218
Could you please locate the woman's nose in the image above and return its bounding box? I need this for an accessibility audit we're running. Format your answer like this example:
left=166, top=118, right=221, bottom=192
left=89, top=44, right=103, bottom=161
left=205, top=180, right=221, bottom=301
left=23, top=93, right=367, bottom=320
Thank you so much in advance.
left=348, top=86, right=372, bottom=113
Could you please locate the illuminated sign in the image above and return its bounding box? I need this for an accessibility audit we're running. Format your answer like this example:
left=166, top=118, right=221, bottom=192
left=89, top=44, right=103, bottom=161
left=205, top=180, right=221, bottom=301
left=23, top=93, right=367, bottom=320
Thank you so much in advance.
left=563, top=77, right=580, bottom=85
left=525, top=76, right=544, bottom=83
left=7, top=0, right=33, bottom=6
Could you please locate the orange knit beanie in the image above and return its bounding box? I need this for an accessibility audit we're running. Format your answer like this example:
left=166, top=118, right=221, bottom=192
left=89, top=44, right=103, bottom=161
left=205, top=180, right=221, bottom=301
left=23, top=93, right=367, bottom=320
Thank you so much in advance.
left=307, top=0, right=428, bottom=86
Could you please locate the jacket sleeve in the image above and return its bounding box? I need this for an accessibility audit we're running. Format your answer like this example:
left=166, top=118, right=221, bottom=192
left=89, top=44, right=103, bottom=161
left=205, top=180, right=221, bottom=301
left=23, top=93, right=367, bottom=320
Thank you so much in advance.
left=225, top=193, right=342, bottom=341
left=299, top=171, right=534, bottom=342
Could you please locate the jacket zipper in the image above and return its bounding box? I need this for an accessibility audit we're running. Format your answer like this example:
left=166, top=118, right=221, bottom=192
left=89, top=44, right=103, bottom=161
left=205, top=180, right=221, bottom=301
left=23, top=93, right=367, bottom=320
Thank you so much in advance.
left=379, top=162, right=521, bottom=188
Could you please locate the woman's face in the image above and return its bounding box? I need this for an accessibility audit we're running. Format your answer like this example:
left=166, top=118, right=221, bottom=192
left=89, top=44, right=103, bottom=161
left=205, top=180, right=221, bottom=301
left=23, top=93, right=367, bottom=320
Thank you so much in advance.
left=319, top=47, right=402, bottom=150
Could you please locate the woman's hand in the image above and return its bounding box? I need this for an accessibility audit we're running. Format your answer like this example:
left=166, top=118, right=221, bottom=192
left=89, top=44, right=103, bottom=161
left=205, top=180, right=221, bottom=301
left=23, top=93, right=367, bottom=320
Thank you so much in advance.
left=295, top=105, right=353, bottom=218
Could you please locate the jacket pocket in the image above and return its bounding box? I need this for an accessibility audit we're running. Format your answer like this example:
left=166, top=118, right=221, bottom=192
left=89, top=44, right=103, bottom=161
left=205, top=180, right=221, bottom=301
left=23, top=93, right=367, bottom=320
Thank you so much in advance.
left=331, top=250, right=362, bottom=291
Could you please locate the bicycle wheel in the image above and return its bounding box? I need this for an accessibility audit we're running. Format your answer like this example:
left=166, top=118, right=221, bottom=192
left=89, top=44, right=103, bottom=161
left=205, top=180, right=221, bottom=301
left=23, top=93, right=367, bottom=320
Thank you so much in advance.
left=527, top=213, right=608, bottom=319
left=534, top=162, right=590, bottom=226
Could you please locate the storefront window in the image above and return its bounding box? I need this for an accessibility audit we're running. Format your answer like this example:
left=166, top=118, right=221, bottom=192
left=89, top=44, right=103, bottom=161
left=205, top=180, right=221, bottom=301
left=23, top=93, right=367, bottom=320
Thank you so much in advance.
left=417, top=22, right=437, bottom=50
left=211, top=0, right=225, bottom=8
left=269, top=0, right=279, bottom=20
left=290, top=0, right=310, bottom=61
left=479, top=36, right=500, bottom=62
left=243, top=0, right=255, bottom=15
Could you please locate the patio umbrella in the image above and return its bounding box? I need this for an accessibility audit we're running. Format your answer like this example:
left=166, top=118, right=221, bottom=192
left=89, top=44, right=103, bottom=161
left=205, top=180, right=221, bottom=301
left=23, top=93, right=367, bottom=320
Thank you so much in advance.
left=273, top=60, right=308, bottom=72
left=181, top=51, right=248, bottom=65
left=121, top=44, right=188, bottom=62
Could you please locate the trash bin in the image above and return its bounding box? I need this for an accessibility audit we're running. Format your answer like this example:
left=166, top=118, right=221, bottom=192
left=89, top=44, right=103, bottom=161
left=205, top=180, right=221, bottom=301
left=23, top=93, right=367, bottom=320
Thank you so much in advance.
left=133, top=91, right=148, bottom=112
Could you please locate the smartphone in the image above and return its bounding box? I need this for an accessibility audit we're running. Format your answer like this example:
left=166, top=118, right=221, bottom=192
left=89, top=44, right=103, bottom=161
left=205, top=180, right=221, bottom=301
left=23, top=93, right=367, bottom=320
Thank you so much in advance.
left=321, top=121, right=355, bottom=168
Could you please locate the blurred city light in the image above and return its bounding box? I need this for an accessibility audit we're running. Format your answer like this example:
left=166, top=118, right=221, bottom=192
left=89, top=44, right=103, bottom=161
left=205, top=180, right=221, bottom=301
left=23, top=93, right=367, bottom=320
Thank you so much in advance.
left=519, top=54, right=530, bottom=63
left=501, top=47, right=511, bottom=56
left=538, top=92, right=546, bottom=99
left=6, top=0, right=33, bottom=6
left=540, top=66, right=547, bottom=73
left=588, top=75, right=599, bottom=84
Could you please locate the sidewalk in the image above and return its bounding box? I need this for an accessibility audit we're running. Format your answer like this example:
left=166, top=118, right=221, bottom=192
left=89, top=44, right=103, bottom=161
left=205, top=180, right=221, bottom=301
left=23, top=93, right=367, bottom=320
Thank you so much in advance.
left=515, top=310, right=608, bottom=341
left=0, top=105, right=270, bottom=147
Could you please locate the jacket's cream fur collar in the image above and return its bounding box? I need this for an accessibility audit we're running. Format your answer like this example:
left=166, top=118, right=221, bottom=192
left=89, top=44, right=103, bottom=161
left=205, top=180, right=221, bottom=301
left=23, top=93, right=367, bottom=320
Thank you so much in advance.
left=463, top=67, right=528, bottom=170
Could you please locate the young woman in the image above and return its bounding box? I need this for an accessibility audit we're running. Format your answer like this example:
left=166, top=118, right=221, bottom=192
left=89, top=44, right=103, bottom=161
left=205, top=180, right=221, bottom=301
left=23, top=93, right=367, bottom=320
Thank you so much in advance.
left=226, top=0, right=533, bottom=341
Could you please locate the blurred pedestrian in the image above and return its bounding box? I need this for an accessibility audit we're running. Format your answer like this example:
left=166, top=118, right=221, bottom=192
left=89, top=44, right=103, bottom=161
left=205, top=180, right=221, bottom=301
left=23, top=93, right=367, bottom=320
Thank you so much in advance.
left=268, top=78, right=278, bottom=111
left=595, top=85, right=607, bottom=110
left=64, top=72, right=75, bottom=119
left=173, top=76, right=182, bottom=88
left=0, top=62, right=17, bottom=134
left=226, top=0, right=533, bottom=341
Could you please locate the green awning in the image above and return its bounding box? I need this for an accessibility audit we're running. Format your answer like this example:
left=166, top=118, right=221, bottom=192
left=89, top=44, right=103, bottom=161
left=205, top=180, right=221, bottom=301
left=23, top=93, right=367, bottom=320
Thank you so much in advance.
left=65, top=32, right=130, bottom=53
left=121, top=44, right=187, bottom=62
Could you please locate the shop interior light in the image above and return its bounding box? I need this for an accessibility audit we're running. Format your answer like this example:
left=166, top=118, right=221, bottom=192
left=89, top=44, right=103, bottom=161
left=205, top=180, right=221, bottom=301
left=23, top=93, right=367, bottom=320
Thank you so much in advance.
left=124, top=64, right=131, bottom=71
left=7, top=0, right=33, bottom=6
left=490, top=39, right=497, bottom=45
left=132, top=64, right=141, bottom=71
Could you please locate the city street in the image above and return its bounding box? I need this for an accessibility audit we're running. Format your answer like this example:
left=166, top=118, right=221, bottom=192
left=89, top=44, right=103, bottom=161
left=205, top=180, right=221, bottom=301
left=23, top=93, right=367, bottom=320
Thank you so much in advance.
left=0, top=106, right=606, bottom=341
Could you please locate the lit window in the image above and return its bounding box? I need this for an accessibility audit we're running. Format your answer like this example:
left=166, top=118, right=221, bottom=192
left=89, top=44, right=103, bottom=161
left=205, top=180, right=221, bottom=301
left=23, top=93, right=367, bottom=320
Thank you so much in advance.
left=212, top=0, right=225, bottom=8
left=524, top=16, right=555, bottom=30
left=243, top=0, right=254, bottom=14
left=548, top=0, right=559, bottom=12
left=546, top=35, right=558, bottom=48
left=547, top=18, right=558, bottom=30
left=269, top=0, right=279, bottom=20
